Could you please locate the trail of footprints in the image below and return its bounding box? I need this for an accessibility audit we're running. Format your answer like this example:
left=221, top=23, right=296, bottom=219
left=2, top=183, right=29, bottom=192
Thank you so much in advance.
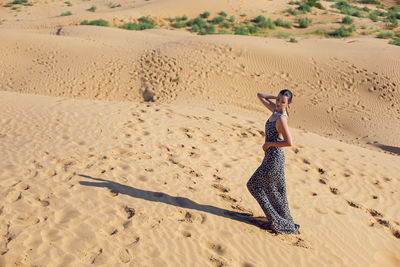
left=296, top=147, right=400, bottom=240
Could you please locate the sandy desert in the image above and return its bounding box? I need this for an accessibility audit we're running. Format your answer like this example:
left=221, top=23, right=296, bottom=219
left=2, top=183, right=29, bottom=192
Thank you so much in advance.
left=0, top=0, right=400, bottom=266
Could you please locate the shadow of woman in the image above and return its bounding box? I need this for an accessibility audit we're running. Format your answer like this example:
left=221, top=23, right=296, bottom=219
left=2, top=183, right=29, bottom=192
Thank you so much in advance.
left=78, top=174, right=271, bottom=230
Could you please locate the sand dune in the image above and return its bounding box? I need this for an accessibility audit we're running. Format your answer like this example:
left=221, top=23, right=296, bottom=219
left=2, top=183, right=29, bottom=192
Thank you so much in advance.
left=0, top=91, right=399, bottom=266
left=0, top=0, right=399, bottom=266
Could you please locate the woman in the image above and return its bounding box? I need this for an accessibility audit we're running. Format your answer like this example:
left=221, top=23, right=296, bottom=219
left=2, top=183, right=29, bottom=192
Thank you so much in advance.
left=247, top=89, right=300, bottom=234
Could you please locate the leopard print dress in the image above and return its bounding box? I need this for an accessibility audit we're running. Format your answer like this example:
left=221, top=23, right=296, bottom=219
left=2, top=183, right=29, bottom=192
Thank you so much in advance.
left=247, top=115, right=300, bottom=234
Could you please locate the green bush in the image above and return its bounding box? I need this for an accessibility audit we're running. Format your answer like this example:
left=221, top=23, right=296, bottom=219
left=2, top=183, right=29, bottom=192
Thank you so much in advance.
left=87, top=5, right=96, bottom=12
left=172, top=21, right=187, bottom=28
left=285, top=8, right=299, bottom=15
left=206, top=24, right=216, bottom=34
left=186, top=17, right=207, bottom=28
left=342, top=15, right=354, bottom=24
left=108, top=2, right=121, bottom=8
left=311, top=28, right=326, bottom=35
left=384, top=12, right=399, bottom=29
left=200, top=11, right=210, bottom=18
left=190, top=24, right=200, bottom=32
left=362, top=6, right=370, bottom=12
left=289, top=37, right=298, bottom=42
left=376, top=32, right=394, bottom=38
left=219, top=11, right=227, bottom=17
left=274, top=18, right=293, bottom=28
left=119, top=17, right=155, bottom=30
left=358, top=0, right=380, bottom=3
left=389, top=38, right=400, bottom=46
left=248, top=25, right=261, bottom=34
left=369, top=13, right=379, bottom=22
left=327, top=25, right=355, bottom=37
left=351, top=10, right=363, bottom=17
left=120, top=22, right=140, bottom=30
left=211, top=16, right=225, bottom=24
left=234, top=25, right=249, bottom=35
left=228, top=15, right=235, bottom=22
left=305, top=0, right=324, bottom=9
left=297, top=3, right=311, bottom=13
left=220, top=21, right=232, bottom=28
left=64, top=1, right=72, bottom=6
left=81, top=19, right=110, bottom=27
left=253, top=15, right=266, bottom=24
left=298, top=17, right=311, bottom=28
left=60, top=11, right=72, bottom=16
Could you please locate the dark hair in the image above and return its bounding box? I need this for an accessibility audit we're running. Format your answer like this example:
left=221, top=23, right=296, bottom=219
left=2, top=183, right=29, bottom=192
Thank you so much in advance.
left=278, top=89, right=293, bottom=117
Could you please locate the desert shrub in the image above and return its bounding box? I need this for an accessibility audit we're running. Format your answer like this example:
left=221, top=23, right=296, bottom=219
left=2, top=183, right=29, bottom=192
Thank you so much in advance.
left=234, top=25, right=249, bottom=35
left=64, top=1, right=72, bottom=6
left=200, top=11, right=210, bottom=18
left=220, top=21, right=232, bottom=28
left=383, top=11, right=399, bottom=29
left=388, top=38, right=400, bottom=45
left=285, top=8, right=299, bottom=15
left=289, top=37, right=298, bottom=42
left=136, top=16, right=156, bottom=29
left=219, top=11, right=227, bottom=17
left=332, top=1, right=351, bottom=10
left=206, top=24, right=216, bottom=34
left=265, top=18, right=276, bottom=29
left=190, top=24, right=200, bottom=32
left=395, top=30, right=400, bottom=37
left=248, top=25, right=261, bottom=34
left=253, top=15, right=266, bottom=24
left=358, top=0, right=380, bottom=3
left=87, top=5, right=96, bottom=12
left=108, top=2, right=121, bottom=8
left=376, top=32, right=394, bottom=38
left=186, top=17, right=207, bottom=28
left=81, top=19, right=109, bottom=27
left=351, top=10, right=363, bottom=17
left=362, top=6, right=370, bottom=12
left=298, top=17, right=311, bottom=28
left=274, top=18, right=293, bottom=28
left=120, top=22, right=141, bottom=30
left=172, top=21, right=186, bottom=28
left=297, top=3, right=311, bottom=13
left=5, top=0, right=33, bottom=5
left=305, top=0, right=324, bottom=9
left=369, top=12, right=379, bottom=21
left=312, top=28, right=326, bottom=35
left=229, top=15, right=235, bottom=22
left=342, top=15, right=354, bottom=24
left=119, top=17, right=155, bottom=30
left=211, top=16, right=225, bottom=24
left=60, top=11, right=72, bottom=16
left=327, top=25, right=355, bottom=37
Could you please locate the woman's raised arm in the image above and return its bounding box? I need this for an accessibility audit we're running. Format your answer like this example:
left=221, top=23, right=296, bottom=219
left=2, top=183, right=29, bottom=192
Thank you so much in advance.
left=257, top=92, right=277, bottom=113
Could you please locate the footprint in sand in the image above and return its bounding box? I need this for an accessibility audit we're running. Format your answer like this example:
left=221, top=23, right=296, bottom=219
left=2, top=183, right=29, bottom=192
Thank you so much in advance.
left=117, top=248, right=131, bottom=263
left=6, top=191, right=22, bottom=203
left=329, top=187, right=340, bottom=195
left=211, top=184, right=230, bottom=193
left=79, top=247, right=103, bottom=264
left=206, top=242, right=226, bottom=255
left=209, top=256, right=227, bottom=267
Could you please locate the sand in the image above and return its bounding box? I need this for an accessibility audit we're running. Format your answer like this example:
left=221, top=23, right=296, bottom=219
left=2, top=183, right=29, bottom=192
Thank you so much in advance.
left=0, top=0, right=399, bottom=266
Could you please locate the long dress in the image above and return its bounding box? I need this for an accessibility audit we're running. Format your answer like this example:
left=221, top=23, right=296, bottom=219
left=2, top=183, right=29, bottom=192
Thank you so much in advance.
left=247, top=116, right=300, bottom=234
